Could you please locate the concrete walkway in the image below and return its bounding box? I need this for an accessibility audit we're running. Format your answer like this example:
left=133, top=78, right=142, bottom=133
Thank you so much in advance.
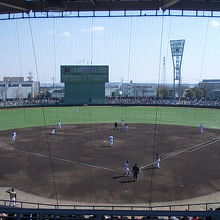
left=0, top=187, right=219, bottom=210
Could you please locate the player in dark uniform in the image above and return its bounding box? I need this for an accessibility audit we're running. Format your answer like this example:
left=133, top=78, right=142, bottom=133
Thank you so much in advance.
left=114, top=122, right=118, bottom=130
left=132, top=163, right=139, bottom=181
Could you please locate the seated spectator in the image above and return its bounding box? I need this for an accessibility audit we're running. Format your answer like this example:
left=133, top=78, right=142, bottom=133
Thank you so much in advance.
left=170, top=217, right=179, bottom=220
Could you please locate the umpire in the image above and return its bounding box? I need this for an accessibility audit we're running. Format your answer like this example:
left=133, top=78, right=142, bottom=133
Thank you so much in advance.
left=132, top=163, right=139, bottom=181
left=114, top=122, right=118, bottom=130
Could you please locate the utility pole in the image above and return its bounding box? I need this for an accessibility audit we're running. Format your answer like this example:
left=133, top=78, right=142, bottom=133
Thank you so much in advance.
left=162, top=56, right=166, bottom=85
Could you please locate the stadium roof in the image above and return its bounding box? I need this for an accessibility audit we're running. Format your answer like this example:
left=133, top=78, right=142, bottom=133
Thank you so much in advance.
left=1, top=0, right=220, bottom=15
left=201, top=80, right=220, bottom=83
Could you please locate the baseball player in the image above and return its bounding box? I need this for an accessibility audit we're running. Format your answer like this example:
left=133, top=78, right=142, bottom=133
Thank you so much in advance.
left=124, top=123, right=128, bottom=132
left=199, top=123, right=204, bottom=133
left=123, top=160, right=130, bottom=176
left=108, top=135, right=114, bottom=146
left=11, top=131, right=16, bottom=142
left=58, top=121, right=62, bottom=129
left=132, top=163, right=140, bottom=181
left=6, top=188, right=16, bottom=206
left=51, top=127, right=56, bottom=135
left=155, top=153, right=161, bottom=169
left=121, top=118, right=125, bottom=126
left=114, top=122, right=118, bottom=130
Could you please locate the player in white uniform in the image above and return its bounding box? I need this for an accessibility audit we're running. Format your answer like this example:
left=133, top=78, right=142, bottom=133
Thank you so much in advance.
left=121, top=118, right=125, bottom=126
left=58, top=121, right=62, bottom=129
left=6, top=188, right=16, bottom=206
left=123, top=160, right=130, bottom=176
left=11, top=131, right=16, bottom=142
left=124, top=123, right=128, bottom=132
left=51, top=127, right=56, bottom=135
left=108, top=135, right=114, bottom=146
left=155, top=153, right=161, bottom=169
left=199, top=123, right=204, bottom=133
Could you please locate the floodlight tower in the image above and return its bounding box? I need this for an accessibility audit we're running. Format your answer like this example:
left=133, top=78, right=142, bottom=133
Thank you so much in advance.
left=170, top=39, right=185, bottom=98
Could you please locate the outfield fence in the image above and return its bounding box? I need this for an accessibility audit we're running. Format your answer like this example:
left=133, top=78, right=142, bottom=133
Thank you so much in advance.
left=1, top=103, right=220, bottom=110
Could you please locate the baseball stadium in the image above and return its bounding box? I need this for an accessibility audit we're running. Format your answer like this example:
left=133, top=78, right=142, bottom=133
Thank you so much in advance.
left=1, top=1, right=220, bottom=220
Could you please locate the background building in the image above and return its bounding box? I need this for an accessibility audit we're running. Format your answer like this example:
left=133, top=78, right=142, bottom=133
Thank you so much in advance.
left=199, top=79, right=220, bottom=98
left=105, top=82, right=121, bottom=97
left=51, top=88, right=64, bottom=99
left=121, top=82, right=157, bottom=97
left=0, top=77, right=40, bottom=100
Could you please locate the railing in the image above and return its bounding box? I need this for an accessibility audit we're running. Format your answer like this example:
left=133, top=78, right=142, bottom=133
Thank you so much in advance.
left=0, top=199, right=220, bottom=211
left=1, top=10, right=220, bottom=21
left=0, top=206, right=220, bottom=220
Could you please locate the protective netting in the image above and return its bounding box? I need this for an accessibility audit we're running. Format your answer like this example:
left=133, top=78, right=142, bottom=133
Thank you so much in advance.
left=0, top=14, right=220, bottom=206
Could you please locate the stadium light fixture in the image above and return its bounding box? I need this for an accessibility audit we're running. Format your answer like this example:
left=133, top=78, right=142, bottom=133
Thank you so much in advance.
left=170, top=39, right=185, bottom=99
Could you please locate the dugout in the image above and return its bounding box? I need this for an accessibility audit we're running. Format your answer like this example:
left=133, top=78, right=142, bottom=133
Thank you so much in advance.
left=61, top=65, right=109, bottom=104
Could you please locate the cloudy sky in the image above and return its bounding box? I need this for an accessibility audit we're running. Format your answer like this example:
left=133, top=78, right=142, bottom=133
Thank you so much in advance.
left=0, top=13, right=220, bottom=84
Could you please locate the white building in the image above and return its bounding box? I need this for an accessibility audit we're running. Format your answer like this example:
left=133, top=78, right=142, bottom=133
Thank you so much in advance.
left=0, top=77, right=40, bottom=99
left=199, top=79, right=220, bottom=98
left=121, top=83, right=157, bottom=97
left=105, top=83, right=121, bottom=97
left=51, top=89, right=64, bottom=98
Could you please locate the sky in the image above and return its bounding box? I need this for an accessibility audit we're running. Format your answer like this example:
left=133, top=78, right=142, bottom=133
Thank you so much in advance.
left=0, top=12, right=220, bottom=84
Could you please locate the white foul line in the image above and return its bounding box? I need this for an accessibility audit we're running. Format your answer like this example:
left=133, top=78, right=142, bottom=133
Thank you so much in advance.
left=140, top=137, right=220, bottom=170
left=187, top=139, right=219, bottom=152
left=0, top=146, right=115, bottom=172
left=2, top=137, right=219, bottom=173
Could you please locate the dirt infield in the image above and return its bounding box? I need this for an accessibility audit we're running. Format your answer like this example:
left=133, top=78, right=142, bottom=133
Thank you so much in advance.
left=0, top=123, right=220, bottom=204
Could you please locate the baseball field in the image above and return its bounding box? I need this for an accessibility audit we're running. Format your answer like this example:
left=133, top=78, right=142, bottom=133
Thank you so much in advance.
left=0, top=105, right=220, bottom=204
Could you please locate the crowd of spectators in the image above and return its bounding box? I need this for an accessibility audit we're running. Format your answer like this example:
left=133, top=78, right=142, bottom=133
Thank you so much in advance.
left=0, top=213, right=212, bottom=220
left=1, top=97, right=220, bottom=108
left=102, top=215, right=209, bottom=220
left=103, top=216, right=209, bottom=220
left=0, top=98, right=62, bottom=107
left=105, top=97, right=220, bottom=107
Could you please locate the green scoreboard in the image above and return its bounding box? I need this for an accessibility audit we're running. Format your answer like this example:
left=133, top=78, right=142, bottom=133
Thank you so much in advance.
left=61, top=65, right=109, bottom=104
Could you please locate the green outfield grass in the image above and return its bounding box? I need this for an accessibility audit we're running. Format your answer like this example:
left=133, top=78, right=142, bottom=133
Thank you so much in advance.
left=0, top=105, right=219, bottom=131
